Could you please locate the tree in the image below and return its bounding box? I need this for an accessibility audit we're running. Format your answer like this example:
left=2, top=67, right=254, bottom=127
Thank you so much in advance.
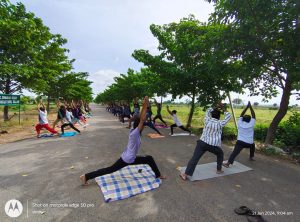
left=253, top=102, right=259, bottom=107
left=207, top=0, right=300, bottom=144
left=232, top=98, right=243, bottom=105
left=0, top=1, right=52, bottom=120
left=32, top=34, right=73, bottom=111
left=133, top=16, right=242, bottom=127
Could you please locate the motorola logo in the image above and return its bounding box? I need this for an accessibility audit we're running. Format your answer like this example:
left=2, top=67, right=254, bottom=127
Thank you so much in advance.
left=4, top=199, right=23, bottom=218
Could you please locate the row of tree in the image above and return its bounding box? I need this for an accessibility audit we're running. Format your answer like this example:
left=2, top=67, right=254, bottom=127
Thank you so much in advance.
left=95, top=0, right=299, bottom=145
left=0, top=0, right=93, bottom=119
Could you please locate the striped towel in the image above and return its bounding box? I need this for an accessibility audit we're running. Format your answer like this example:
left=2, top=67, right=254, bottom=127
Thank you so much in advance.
left=95, top=164, right=161, bottom=202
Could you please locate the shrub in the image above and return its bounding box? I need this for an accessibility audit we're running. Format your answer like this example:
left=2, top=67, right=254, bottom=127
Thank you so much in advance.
left=254, top=123, right=269, bottom=141
left=222, top=126, right=237, bottom=140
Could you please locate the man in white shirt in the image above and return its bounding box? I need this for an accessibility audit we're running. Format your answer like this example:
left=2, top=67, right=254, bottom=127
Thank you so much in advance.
left=166, top=105, right=191, bottom=135
left=223, top=102, right=256, bottom=168
left=180, top=103, right=231, bottom=180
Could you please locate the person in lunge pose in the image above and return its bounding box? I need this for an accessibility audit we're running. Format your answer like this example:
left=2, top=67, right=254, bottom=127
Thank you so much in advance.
left=167, top=105, right=191, bottom=135
left=60, top=105, right=81, bottom=135
left=127, top=98, right=140, bottom=128
left=153, top=98, right=167, bottom=126
left=223, top=101, right=256, bottom=168
left=144, top=105, right=162, bottom=135
left=35, top=99, right=59, bottom=138
left=80, top=96, right=165, bottom=185
left=180, top=103, right=231, bottom=180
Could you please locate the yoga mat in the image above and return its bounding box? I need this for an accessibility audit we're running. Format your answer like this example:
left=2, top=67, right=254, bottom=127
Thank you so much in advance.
left=60, top=132, right=77, bottom=137
left=178, top=161, right=252, bottom=181
left=171, top=133, right=195, bottom=136
left=147, top=133, right=165, bottom=139
left=154, top=124, right=169, bottom=129
left=95, top=164, right=161, bottom=202
left=39, top=134, right=54, bottom=138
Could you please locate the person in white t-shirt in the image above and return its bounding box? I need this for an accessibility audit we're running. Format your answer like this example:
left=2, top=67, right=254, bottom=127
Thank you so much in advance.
left=223, top=101, right=256, bottom=168
left=35, top=99, right=58, bottom=138
left=167, top=105, right=191, bottom=135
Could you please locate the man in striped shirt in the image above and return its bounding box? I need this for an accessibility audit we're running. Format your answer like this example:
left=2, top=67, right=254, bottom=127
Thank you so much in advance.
left=180, top=103, right=231, bottom=180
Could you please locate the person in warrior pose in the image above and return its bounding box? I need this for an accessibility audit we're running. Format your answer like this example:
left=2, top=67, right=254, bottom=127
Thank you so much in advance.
left=80, top=96, right=165, bottom=185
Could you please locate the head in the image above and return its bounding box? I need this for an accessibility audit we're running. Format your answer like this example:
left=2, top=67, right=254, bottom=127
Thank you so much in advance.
left=39, top=107, right=45, bottom=112
left=133, top=117, right=141, bottom=129
left=172, top=110, right=177, bottom=115
left=242, top=115, right=251, bottom=123
left=211, top=109, right=221, bottom=120
left=60, top=105, right=66, bottom=110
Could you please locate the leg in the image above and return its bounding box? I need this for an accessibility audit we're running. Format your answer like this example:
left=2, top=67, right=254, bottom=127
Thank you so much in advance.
left=158, top=116, right=167, bottom=126
left=35, top=124, right=42, bottom=136
left=153, top=115, right=158, bottom=124
left=84, top=158, right=127, bottom=181
left=52, top=118, right=59, bottom=129
left=179, top=126, right=191, bottom=134
left=61, top=123, right=68, bottom=134
left=185, top=140, right=207, bottom=176
left=43, top=124, right=58, bottom=134
left=170, top=124, right=177, bottom=135
left=146, top=122, right=161, bottom=135
left=250, top=143, right=255, bottom=160
left=69, top=123, right=81, bottom=133
left=227, top=141, right=244, bottom=165
left=208, top=146, right=224, bottom=171
left=132, top=155, right=161, bottom=178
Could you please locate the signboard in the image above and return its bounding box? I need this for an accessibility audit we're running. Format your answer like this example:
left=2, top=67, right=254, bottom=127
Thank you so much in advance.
left=0, top=94, right=20, bottom=106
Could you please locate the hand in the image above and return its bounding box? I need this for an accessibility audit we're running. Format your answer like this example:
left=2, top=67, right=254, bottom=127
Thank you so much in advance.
left=142, top=96, right=149, bottom=106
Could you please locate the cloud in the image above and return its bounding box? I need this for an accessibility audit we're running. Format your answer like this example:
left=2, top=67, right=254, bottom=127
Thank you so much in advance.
left=88, top=69, right=120, bottom=95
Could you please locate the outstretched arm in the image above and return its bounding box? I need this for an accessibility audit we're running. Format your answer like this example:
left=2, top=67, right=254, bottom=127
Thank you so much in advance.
left=166, top=105, right=172, bottom=115
left=240, top=102, right=249, bottom=117
left=249, top=102, right=256, bottom=119
left=35, top=99, right=40, bottom=112
left=138, top=96, right=149, bottom=131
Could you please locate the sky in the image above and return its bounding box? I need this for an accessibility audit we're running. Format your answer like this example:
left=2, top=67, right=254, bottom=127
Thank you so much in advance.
left=12, top=0, right=298, bottom=105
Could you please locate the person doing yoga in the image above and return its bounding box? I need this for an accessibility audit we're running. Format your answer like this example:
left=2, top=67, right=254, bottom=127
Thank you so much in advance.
left=80, top=96, right=165, bottom=185
left=35, top=99, right=59, bottom=138
left=153, top=98, right=167, bottom=126
left=180, top=103, right=231, bottom=180
left=167, top=105, right=191, bottom=135
left=223, top=101, right=256, bottom=168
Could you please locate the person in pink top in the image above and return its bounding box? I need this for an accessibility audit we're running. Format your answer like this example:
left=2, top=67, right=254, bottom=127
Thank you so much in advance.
left=80, top=96, right=165, bottom=185
left=35, top=99, right=59, bottom=138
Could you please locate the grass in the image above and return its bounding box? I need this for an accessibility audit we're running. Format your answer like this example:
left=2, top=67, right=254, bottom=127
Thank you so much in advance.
left=156, top=104, right=296, bottom=130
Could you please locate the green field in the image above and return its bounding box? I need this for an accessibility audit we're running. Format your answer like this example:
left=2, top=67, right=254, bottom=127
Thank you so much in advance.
left=155, top=104, right=298, bottom=130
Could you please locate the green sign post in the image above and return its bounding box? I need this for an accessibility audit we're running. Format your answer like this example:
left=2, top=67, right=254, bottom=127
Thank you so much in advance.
left=0, top=94, right=21, bottom=124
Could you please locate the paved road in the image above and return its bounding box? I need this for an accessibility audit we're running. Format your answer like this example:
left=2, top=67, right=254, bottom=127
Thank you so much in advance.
left=0, top=105, right=299, bottom=222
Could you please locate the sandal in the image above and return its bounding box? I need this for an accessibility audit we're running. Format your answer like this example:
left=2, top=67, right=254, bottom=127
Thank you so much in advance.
left=234, top=206, right=254, bottom=215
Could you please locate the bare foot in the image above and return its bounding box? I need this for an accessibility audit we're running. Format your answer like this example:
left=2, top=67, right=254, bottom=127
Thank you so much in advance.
left=159, top=175, right=166, bottom=179
left=179, top=173, right=187, bottom=181
left=80, top=175, right=88, bottom=186
left=222, top=163, right=230, bottom=168
left=216, top=170, right=224, bottom=174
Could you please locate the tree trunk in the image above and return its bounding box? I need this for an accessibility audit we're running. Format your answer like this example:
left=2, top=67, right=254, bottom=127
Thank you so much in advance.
left=3, top=78, right=11, bottom=121
left=186, top=92, right=196, bottom=128
left=265, top=78, right=292, bottom=144
left=47, top=95, right=50, bottom=113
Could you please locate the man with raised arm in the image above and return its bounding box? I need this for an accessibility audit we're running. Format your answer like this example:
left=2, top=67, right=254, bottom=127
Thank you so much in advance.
left=80, top=96, right=165, bottom=185
left=223, top=101, right=256, bottom=168
left=180, top=103, right=231, bottom=180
